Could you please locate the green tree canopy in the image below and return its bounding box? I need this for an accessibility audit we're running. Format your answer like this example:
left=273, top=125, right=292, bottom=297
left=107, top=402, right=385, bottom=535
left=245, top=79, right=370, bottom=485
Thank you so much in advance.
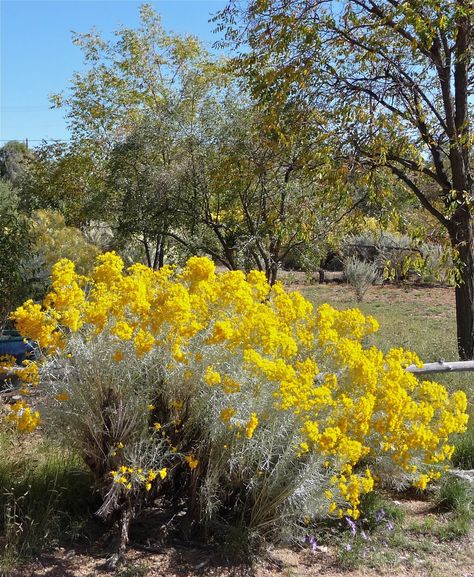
left=0, top=181, right=33, bottom=326
left=218, top=0, right=474, bottom=357
left=0, top=141, right=33, bottom=187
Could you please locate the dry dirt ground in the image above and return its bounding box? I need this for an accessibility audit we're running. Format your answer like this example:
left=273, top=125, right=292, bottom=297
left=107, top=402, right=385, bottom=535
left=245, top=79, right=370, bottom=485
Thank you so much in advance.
left=293, top=278, right=456, bottom=307
left=11, top=499, right=474, bottom=577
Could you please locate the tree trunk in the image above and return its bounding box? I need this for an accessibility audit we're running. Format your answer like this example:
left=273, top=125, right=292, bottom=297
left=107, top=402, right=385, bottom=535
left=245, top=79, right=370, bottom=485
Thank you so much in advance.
left=143, top=236, right=152, bottom=268
left=152, top=233, right=165, bottom=270
left=268, top=261, right=279, bottom=285
left=158, top=237, right=165, bottom=268
left=450, top=210, right=474, bottom=359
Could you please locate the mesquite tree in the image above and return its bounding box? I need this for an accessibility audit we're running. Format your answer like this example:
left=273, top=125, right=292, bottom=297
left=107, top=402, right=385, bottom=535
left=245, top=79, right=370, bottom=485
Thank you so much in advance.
left=218, top=0, right=474, bottom=358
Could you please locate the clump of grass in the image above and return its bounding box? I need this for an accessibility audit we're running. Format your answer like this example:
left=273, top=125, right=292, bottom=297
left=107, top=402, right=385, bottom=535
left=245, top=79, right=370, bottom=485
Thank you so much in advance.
left=436, top=475, right=473, bottom=514
left=358, top=491, right=405, bottom=531
left=0, top=430, right=99, bottom=563
left=343, top=256, right=381, bottom=302
left=434, top=476, right=473, bottom=539
left=452, top=427, right=474, bottom=469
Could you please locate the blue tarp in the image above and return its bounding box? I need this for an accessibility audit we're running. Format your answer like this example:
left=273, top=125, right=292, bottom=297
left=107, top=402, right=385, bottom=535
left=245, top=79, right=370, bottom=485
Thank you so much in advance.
left=0, top=332, right=37, bottom=364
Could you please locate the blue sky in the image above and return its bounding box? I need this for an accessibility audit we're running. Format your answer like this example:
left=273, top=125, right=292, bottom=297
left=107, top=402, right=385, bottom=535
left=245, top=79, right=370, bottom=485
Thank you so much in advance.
left=0, top=0, right=227, bottom=143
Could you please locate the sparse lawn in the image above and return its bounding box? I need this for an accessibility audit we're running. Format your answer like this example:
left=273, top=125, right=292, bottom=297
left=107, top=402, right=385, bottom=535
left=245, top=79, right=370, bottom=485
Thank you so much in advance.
left=300, top=283, right=458, bottom=361
left=9, top=494, right=474, bottom=577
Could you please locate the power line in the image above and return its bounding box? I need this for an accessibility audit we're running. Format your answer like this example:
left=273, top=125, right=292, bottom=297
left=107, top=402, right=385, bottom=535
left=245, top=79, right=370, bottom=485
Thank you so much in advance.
left=0, top=139, right=71, bottom=142
left=0, top=139, right=72, bottom=150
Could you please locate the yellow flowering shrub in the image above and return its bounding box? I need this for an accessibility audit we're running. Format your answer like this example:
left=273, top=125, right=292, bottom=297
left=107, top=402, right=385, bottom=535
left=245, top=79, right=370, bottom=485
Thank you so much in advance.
left=7, top=252, right=469, bottom=537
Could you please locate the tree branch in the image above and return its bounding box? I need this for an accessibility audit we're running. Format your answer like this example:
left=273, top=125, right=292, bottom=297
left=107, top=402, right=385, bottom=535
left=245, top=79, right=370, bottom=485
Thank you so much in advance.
left=386, top=163, right=451, bottom=228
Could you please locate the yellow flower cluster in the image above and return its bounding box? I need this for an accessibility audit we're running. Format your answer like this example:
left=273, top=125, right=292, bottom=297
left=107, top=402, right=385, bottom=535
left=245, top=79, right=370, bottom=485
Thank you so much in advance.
left=10, top=300, right=62, bottom=351
left=111, top=465, right=167, bottom=491
left=245, top=413, right=259, bottom=439
left=185, top=455, right=199, bottom=470
left=3, top=355, right=42, bottom=429
left=6, top=400, right=41, bottom=433
left=328, top=467, right=375, bottom=519
left=0, top=355, right=16, bottom=374
left=9, top=252, right=469, bottom=519
left=205, top=365, right=222, bottom=386
left=220, top=407, right=236, bottom=423
left=17, top=360, right=40, bottom=387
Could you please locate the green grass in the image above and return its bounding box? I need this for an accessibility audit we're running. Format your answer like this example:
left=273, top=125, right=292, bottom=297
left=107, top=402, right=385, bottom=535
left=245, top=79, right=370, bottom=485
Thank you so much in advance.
left=300, top=282, right=474, bottom=469
left=300, top=284, right=458, bottom=359
left=437, top=476, right=473, bottom=514
left=332, top=478, right=472, bottom=573
left=0, top=429, right=100, bottom=567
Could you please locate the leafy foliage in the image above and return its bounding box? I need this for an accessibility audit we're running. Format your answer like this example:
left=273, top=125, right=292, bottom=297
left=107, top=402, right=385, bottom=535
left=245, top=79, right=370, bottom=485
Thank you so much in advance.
left=0, top=181, right=33, bottom=327
left=217, top=0, right=474, bottom=357
left=0, top=141, right=32, bottom=187
left=19, top=142, right=106, bottom=227
left=45, top=5, right=367, bottom=282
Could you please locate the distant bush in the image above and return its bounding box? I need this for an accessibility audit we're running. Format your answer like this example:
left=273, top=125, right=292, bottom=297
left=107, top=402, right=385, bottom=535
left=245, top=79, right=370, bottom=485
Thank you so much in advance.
left=0, top=181, right=33, bottom=327
left=344, top=230, right=414, bottom=281
left=343, top=230, right=454, bottom=285
left=419, top=242, right=455, bottom=285
left=343, top=256, right=380, bottom=302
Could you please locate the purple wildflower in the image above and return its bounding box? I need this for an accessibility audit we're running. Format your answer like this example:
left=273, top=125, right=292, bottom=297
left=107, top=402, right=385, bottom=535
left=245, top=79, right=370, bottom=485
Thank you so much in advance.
left=375, top=508, right=386, bottom=522
left=345, top=516, right=357, bottom=537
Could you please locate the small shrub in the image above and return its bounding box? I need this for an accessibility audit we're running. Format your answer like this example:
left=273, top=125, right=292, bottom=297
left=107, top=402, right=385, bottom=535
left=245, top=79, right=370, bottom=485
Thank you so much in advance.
left=343, top=256, right=380, bottom=301
left=436, top=476, right=473, bottom=515
left=452, top=426, right=474, bottom=469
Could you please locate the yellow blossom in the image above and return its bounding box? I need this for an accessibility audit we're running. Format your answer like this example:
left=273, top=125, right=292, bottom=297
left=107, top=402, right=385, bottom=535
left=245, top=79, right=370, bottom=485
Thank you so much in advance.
left=245, top=413, right=259, bottom=439
left=220, top=407, right=236, bottom=423
left=185, top=455, right=199, bottom=470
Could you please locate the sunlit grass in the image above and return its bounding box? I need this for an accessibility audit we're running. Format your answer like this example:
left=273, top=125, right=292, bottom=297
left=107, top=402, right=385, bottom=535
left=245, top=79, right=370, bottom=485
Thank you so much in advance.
left=0, top=429, right=99, bottom=566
